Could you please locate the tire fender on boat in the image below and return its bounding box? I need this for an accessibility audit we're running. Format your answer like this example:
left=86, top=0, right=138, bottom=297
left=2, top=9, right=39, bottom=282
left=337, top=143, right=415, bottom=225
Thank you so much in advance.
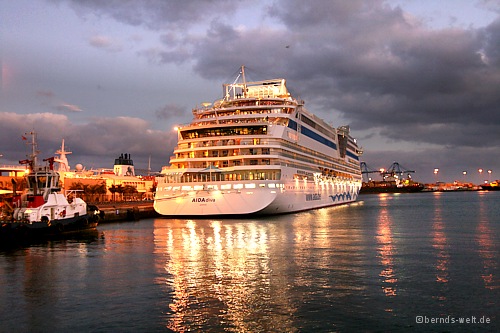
left=41, top=215, right=50, bottom=227
left=56, top=223, right=64, bottom=232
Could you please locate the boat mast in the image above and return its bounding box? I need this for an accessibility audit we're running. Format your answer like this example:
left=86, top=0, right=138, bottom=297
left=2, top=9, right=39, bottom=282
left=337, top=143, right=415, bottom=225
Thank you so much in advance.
left=28, top=131, right=38, bottom=168
left=241, top=65, right=247, bottom=98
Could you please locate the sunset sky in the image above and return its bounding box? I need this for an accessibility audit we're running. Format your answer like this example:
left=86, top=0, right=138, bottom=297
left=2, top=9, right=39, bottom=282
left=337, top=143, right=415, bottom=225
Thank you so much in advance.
left=1, top=0, right=499, bottom=184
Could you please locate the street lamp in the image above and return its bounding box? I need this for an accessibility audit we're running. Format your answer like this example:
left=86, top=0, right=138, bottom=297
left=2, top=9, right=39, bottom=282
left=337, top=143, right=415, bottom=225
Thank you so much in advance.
left=434, top=168, right=439, bottom=183
left=478, top=168, right=483, bottom=184
left=487, top=170, right=492, bottom=182
left=462, top=171, right=467, bottom=184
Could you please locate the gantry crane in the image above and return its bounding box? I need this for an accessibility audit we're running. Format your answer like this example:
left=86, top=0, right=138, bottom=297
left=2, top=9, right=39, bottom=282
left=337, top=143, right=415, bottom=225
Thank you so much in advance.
left=381, top=162, right=415, bottom=180
left=360, top=161, right=380, bottom=182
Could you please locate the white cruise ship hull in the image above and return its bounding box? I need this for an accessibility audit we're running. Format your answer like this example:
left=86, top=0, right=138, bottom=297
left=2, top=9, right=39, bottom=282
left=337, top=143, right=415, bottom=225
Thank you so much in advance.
left=154, top=179, right=360, bottom=216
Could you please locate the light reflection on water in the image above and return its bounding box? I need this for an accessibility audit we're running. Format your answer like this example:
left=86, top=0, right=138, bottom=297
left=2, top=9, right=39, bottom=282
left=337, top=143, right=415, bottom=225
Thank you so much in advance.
left=154, top=217, right=299, bottom=332
left=476, top=191, right=497, bottom=290
left=1, top=192, right=499, bottom=332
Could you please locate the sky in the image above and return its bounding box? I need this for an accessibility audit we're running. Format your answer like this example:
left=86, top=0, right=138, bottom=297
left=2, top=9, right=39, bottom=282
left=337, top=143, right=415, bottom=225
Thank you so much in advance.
left=1, top=0, right=499, bottom=184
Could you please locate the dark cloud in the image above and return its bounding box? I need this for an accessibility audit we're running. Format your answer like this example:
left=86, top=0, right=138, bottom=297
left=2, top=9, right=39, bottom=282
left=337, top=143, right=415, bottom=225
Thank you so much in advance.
left=362, top=145, right=499, bottom=185
left=155, top=103, right=187, bottom=120
left=52, top=0, right=240, bottom=30
left=0, top=112, right=172, bottom=172
left=10, top=0, right=499, bottom=182
left=201, top=0, right=500, bottom=152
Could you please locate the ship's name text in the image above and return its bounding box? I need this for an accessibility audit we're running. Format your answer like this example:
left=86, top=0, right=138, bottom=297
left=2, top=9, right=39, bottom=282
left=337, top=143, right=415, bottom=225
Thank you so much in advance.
left=192, top=197, right=215, bottom=203
left=306, top=193, right=322, bottom=201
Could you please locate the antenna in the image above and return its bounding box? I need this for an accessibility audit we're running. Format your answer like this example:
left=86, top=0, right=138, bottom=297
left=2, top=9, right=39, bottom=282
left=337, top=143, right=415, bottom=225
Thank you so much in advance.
left=241, top=65, right=247, bottom=97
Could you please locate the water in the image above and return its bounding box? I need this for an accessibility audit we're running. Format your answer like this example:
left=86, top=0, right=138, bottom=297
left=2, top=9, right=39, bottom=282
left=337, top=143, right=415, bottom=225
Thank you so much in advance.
left=1, top=191, right=499, bottom=332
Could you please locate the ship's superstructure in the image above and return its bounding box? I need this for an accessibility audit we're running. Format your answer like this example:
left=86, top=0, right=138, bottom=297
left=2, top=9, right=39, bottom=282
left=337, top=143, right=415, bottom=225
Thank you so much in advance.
left=154, top=66, right=362, bottom=216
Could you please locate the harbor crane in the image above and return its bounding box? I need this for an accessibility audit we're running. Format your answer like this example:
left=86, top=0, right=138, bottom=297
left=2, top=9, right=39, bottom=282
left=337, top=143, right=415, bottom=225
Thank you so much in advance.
left=360, top=162, right=380, bottom=182
left=360, top=161, right=416, bottom=182
left=381, top=162, right=415, bottom=180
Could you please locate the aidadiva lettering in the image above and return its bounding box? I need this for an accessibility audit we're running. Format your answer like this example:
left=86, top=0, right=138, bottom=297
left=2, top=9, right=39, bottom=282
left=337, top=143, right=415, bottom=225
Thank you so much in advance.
left=192, top=198, right=216, bottom=203
left=305, top=193, right=322, bottom=201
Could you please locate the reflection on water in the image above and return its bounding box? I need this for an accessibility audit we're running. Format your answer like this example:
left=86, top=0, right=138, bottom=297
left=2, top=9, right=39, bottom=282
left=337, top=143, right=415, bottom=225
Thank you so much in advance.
left=432, top=193, right=449, bottom=284
left=152, top=203, right=371, bottom=332
left=1, top=193, right=499, bottom=332
left=476, top=191, right=498, bottom=290
left=154, top=218, right=296, bottom=332
left=431, top=192, right=449, bottom=305
left=376, top=195, right=397, bottom=300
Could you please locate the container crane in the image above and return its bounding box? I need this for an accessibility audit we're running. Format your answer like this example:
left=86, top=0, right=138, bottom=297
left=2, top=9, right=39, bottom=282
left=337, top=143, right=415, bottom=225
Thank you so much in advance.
left=381, top=162, right=415, bottom=181
left=360, top=162, right=380, bottom=182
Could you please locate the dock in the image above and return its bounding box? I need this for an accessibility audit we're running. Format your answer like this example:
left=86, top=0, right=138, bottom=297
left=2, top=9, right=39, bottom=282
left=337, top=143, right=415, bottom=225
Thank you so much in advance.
left=96, top=201, right=158, bottom=222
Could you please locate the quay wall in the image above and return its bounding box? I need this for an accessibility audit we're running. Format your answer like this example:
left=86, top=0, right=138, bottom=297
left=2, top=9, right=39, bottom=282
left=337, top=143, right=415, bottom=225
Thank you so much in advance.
left=95, top=201, right=158, bottom=223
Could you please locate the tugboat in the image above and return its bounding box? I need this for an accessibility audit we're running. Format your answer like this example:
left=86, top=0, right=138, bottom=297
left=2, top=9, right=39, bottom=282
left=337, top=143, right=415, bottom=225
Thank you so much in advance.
left=0, top=132, right=100, bottom=246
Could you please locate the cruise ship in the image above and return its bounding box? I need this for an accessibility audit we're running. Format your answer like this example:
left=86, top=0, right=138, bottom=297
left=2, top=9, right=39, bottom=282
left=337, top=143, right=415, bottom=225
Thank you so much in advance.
left=154, top=66, right=362, bottom=216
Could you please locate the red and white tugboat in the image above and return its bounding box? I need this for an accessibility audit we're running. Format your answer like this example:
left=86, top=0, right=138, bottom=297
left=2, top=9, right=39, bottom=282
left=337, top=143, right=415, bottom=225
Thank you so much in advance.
left=1, top=132, right=99, bottom=245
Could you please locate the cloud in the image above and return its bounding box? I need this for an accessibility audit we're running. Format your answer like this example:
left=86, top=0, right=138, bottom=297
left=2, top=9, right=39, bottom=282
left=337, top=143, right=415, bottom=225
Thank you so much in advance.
left=178, top=0, right=500, bottom=152
left=54, top=0, right=240, bottom=30
left=56, top=103, right=83, bottom=112
left=36, top=89, right=84, bottom=113
left=155, top=103, right=187, bottom=120
left=22, top=0, right=500, bottom=181
left=88, top=35, right=123, bottom=52
left=0, top=112, right=172, bottom=172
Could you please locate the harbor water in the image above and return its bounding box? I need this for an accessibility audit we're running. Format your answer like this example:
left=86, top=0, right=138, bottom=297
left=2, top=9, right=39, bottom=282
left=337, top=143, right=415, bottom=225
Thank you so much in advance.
left=1, top=191, right=499, bottom=332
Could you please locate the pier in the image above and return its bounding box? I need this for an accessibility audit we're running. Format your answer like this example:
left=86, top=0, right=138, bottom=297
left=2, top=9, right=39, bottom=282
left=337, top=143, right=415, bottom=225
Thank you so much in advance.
left=95, top=201, right=158, bottom=222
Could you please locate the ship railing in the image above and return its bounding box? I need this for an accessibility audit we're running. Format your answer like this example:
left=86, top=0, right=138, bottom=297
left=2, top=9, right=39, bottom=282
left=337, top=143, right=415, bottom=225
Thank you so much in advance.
left=178, top=116, right=289, bottom=130
left=194, top=99, right=295, bottom=112
left=166, top=160, right=282, bottom=170
left=65, top=189, right=84, bottom=202
left=176, top=139, right=275, bottom=149
left=170, top=151, right=277, bottom=161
